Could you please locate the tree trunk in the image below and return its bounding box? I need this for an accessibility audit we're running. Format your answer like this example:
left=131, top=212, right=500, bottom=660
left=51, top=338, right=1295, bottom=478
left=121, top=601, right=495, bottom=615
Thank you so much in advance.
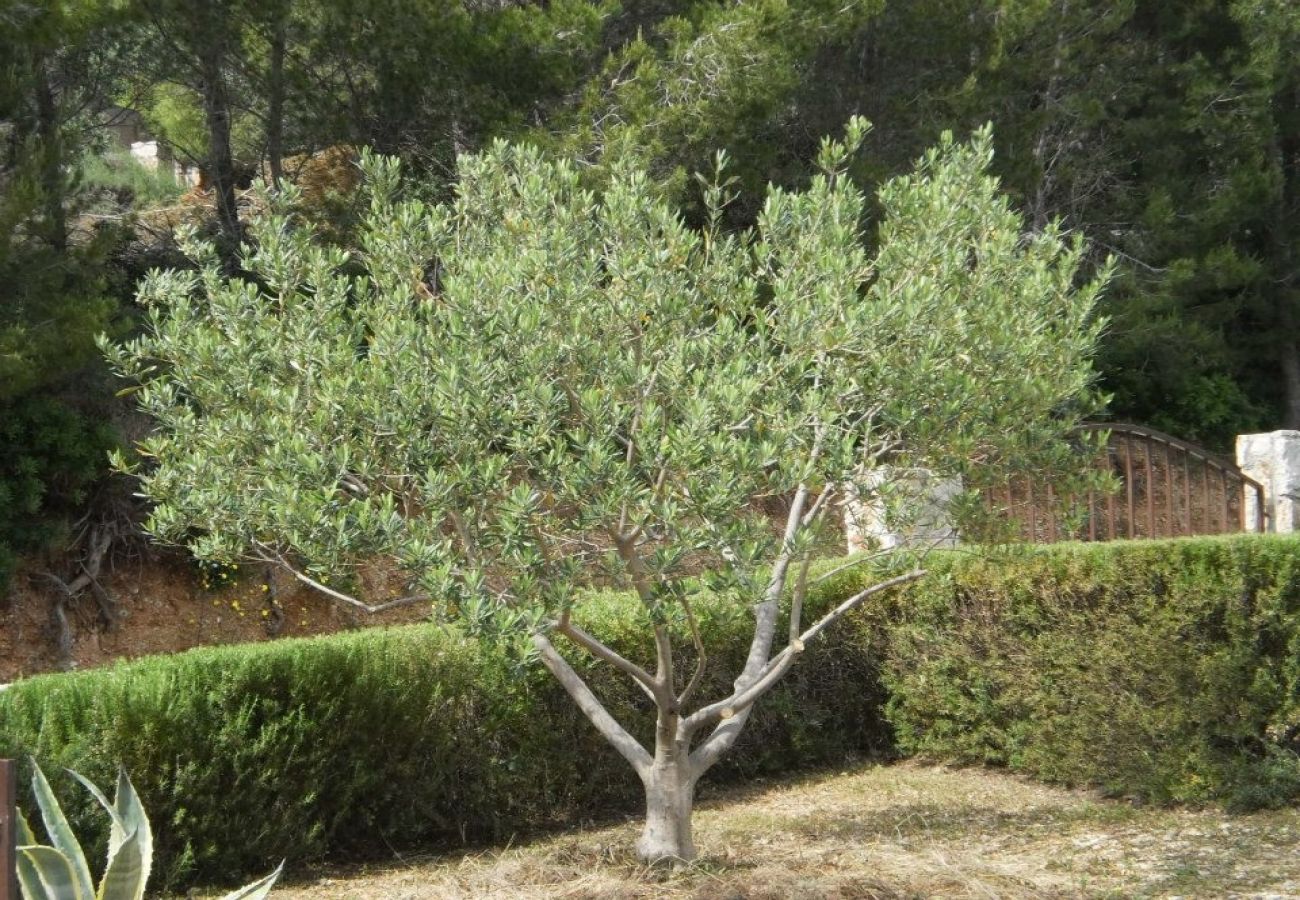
left=266, top=15, right=286, bottom=188
left=1271, top=77, right=1300, bottom=429
left=33, top=54, right=67, bottom=252
left=1028, top=0, right=1070, bottom=232
left=197, top=27, right=241, bottom=264
left=1281, top=338, right=1300, bottom=430
left=637, top=751, right=697, bottom=863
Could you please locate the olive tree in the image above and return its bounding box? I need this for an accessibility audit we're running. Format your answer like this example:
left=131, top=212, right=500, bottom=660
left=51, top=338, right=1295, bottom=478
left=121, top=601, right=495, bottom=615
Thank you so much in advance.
left=105, top=120, right=1106, bottom=863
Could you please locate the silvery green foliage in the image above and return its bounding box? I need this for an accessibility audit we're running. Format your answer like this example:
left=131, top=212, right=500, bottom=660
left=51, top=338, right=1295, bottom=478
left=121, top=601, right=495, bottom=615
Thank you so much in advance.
left=105, top=120, right=1105, bottom=629
left=16, top=761, right=281, bottom=900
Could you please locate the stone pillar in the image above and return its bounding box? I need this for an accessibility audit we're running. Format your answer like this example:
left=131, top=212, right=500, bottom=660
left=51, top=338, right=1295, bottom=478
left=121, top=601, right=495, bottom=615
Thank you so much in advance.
left=843, top=467, right=961, bottom=553
left=1235, top=430, right=1300, bottom=533
left=130, top=139, right=160, bottom=171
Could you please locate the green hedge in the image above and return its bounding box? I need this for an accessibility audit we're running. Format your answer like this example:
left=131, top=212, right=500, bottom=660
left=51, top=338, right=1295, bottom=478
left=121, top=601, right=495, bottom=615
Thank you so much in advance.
left=0, top=578, right=889, bottom=892
left=4, top=535, right=1298, bottom=891
left=879, top=535, right=1300, bottom=809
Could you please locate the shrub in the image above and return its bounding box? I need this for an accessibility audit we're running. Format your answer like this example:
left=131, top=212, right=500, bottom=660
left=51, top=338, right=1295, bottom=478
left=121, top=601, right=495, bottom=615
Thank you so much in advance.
left=879, top=534, right=1300, bottom=809
left=0, top=394, right=117, bottom=592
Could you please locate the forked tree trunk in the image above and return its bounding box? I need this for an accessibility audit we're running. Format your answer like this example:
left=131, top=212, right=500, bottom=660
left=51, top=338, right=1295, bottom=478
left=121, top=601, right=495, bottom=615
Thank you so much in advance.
left=530, top=481, right=926, bottom=868
left=637, top=750, right=697, bottom=863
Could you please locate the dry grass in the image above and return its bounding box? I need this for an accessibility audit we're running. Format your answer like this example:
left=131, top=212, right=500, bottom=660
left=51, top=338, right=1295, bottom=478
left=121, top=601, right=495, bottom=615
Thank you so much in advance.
left=231, top=762, right=1300, bottom=899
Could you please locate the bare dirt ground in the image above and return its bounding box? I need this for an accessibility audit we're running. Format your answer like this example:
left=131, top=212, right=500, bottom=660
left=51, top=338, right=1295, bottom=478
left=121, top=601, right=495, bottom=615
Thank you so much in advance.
left=0, top=554, right=426, bottom=680
left=0, top=497, right=829, bottom=680
left=248, top=762, right=1300, bottom=900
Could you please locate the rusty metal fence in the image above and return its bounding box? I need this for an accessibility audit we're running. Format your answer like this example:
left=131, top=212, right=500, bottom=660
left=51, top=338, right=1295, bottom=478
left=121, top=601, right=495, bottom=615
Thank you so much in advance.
left=989, top=423, right=1266, bottom=543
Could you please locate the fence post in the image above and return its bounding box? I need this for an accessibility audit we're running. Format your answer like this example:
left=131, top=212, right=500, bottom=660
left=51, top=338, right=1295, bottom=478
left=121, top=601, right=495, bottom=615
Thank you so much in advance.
left=0, top=758, right=16, bottom=900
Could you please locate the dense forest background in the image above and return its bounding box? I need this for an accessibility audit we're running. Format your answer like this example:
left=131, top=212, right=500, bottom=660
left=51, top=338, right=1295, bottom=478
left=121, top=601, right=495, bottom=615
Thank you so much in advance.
left=3, top=0, right=1299, bottom=593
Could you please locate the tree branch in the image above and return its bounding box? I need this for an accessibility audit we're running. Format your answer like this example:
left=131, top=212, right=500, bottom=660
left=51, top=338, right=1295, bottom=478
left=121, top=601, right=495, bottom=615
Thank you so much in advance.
left=681, top=471, right=817, bottom=775
left=557, top=613, right=660, bottom=703
left=687, top=568, right=927, bottom=772
left=796, top=568, right=927, bottom=647
left=676, top=589, right=708, bottom=707
left=611, top=529, right=676, bottom=700
left=252, top=546, right=427, bottom=613
left=810, top=545, right=898, bottom=588
left=788, top=551, right=814, bottom=644
left=741, top=477, right=812, bottom=678
left=533, top=632, right=652, bottom=776
left=802, top=483, right=836, bottom=528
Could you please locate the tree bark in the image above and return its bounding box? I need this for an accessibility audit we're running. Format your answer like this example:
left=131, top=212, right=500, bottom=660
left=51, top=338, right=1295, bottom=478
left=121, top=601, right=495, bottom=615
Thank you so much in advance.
left=637, top=752, right=697, bottom=863
left=266, top=13, right=286, bottom=188
left=1281, top=337, right=1300, bottom=430
left=1028, top=0, right=1071, bottom=232
left=1271, top=76, right=1300, bottom=428
left=196, top=16, right=241, bottom=264
left=33, top=53, right=67, bottom=252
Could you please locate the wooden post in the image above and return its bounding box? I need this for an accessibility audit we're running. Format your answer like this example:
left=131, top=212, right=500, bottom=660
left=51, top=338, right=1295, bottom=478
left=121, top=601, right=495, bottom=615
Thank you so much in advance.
left=1170, top=442, right=1180, bottom=533
left=1123, top=436, right=1135, bottom=539
left=1026, top=478, right=1036, bottom=542
left=1145, top=443, right=1155, bottom=538
left=1105, top=449, right=1116, bottom=540
left=1202, top=459, right=1213, bottom=534
left=1219, top=467, right=1228, bottom=534
left=0, top=758, right=16, bottom=900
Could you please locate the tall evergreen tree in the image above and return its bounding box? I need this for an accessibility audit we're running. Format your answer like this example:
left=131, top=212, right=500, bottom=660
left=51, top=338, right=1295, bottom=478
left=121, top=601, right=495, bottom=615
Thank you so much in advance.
left=0, top=0, right=133, bottom=589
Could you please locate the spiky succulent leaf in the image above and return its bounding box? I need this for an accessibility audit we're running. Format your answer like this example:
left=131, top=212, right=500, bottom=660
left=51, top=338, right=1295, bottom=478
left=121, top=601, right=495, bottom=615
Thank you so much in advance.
left=15, top=809, right=46, bottom=900
left=110, top=768, right=151, bottom=896
left=95, top=827, right=144, bottom=900
left=67, top=770, right=126, bottom=864
left=67, top=766, right=153, bottom=896
left=16, top=844, right=88, bottom=900
left=16, top=806, right=35, bottom=845
left=30, top=761, right=94, bottom=900
left=217, top=860, right=284, bottom=900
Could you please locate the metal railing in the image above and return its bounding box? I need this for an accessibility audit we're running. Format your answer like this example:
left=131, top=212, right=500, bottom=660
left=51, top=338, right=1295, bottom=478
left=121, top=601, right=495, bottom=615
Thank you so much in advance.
left=990, top=423, right=1266, bottom=542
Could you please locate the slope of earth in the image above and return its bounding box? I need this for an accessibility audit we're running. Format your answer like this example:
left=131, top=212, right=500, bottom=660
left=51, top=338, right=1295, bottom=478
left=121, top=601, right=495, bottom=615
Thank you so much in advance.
left=1, top=496, right=836, bottom=681
left=0, top=553, right=427, bottom=681
left=242, top=762, right=1300, bottom=900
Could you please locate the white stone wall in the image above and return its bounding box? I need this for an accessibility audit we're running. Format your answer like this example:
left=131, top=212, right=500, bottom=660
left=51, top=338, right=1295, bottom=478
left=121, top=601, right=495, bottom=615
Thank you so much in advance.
left=843, top=467, right=961, bottom=553
left=1236, top=430, right=1300, bottom=533
left=130, top=139, right=160, bottom=170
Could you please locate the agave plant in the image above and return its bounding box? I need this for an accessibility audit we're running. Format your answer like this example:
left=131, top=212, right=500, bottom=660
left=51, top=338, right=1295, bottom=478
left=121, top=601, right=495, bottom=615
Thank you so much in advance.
left=16, top=761, right=281, bottom=900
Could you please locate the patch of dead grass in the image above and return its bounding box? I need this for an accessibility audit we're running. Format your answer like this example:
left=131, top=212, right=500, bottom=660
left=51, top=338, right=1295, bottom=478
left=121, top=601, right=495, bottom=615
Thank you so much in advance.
left=205, top=762, right=1300, bottom=899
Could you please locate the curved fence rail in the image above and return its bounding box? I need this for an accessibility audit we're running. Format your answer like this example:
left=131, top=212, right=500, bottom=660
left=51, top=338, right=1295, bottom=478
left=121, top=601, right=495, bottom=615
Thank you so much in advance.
left=988, top=423, right=1266, bottom=542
